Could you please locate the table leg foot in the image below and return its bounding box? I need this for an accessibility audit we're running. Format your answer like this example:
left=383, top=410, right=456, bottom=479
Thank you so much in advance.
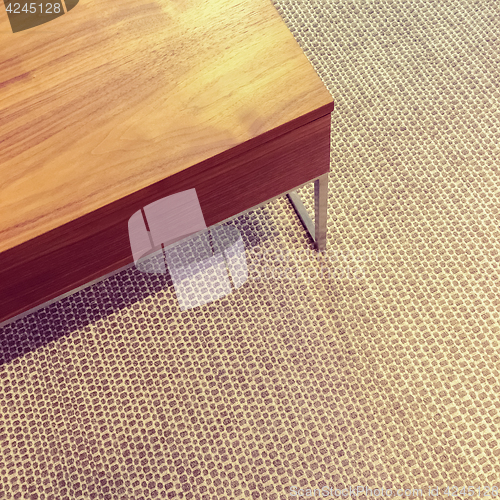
left=287, top=172, right=328, bottom=252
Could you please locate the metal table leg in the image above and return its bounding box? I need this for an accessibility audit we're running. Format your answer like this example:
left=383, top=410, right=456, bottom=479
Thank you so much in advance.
left=287, top=172, right=329, bottom=252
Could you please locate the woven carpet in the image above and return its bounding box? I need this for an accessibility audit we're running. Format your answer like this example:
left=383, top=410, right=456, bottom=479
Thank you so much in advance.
left=1, top=0, right=500, bottom=498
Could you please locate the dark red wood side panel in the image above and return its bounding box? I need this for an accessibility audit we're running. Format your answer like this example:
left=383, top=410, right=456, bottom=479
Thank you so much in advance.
left=0, top=113, right=332, bottom=324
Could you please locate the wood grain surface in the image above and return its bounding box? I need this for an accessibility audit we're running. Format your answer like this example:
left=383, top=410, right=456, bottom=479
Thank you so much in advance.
left=0, top=0, right=333, bottom=254
left=0, top=0, right=334, bottom=323
left=0, top=114, right=332, bottom=323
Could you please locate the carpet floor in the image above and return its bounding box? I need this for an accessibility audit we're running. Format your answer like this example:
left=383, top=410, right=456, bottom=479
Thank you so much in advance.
left=1, top=0, right=500, bottom=498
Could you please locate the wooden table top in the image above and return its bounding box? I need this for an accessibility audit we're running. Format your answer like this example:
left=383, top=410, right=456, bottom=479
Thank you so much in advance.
left=0, top=0, right=334, bottom=255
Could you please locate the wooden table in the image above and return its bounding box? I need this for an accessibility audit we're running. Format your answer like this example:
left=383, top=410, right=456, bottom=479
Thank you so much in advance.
left=0, top=0, right=334, bottom=325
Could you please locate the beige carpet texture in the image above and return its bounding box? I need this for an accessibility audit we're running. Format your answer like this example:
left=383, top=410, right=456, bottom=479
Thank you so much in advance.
left=1, top=0, right=500, bottom=498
